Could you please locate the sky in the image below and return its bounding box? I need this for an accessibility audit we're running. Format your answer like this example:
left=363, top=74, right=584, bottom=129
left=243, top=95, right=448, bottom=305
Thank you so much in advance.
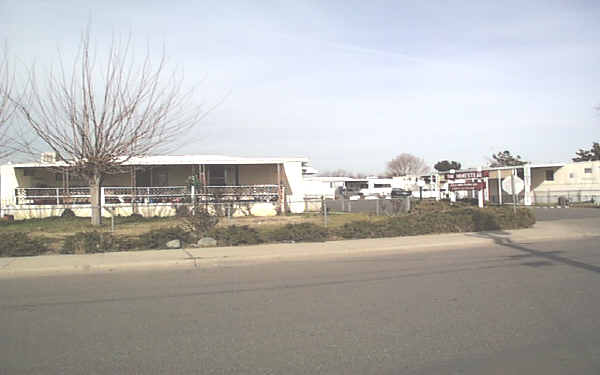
left=1, top=0, right=599, bottom=174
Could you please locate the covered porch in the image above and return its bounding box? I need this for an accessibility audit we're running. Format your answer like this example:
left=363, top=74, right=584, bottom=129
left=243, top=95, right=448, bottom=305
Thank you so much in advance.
left=1, top=155, right=309, bottom=218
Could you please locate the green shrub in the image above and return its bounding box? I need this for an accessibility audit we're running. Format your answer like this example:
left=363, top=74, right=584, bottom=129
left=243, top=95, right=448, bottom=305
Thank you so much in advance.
left=0, top=232, right=49, bottom=257
left=61, top=231, right=121, bottom=254
left=175, top=205, right=191, bottom=217
left=61, top=208, right=76, bottom=218
left=335, top=207, right=535, bottom=240
left=267, top=223, right=329, bottom=242
left=335, top=220, right=385, bottom=239
left=181, top=207, right=219, bottom=236
left=209, top=225, right=263, bottom=246
left=137, top=226, right=192, bottom=249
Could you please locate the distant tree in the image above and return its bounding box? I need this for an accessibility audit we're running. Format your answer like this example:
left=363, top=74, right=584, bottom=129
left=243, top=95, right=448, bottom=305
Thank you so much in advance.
left=433, top=160, right=461, bottom=172
left=572, top=142, right=600, bottom=162
left=489, top=151, right=527, bottom=167
left=386, top=153, right=430, bottom=176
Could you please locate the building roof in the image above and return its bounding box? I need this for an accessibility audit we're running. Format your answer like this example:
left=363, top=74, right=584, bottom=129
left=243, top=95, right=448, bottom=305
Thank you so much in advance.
left=3, top=154, right=310, bottom=168
left=482, top=162, right=566, bottom=171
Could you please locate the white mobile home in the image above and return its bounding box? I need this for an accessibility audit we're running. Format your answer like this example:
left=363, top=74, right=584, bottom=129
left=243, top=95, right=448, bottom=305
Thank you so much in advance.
left=0, top=154, right=313, bottom=219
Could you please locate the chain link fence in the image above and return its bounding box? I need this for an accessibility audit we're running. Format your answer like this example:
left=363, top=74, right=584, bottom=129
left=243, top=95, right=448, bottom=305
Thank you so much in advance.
left=533, top=190, right=600, bottom=205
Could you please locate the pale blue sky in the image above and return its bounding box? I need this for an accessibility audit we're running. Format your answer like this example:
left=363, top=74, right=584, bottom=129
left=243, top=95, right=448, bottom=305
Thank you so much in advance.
left=2, top=0, right=599, bottom=174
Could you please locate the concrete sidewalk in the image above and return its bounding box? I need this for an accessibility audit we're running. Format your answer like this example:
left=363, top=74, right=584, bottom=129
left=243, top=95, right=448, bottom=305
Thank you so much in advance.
left=1, top=219, right=599, bottom=278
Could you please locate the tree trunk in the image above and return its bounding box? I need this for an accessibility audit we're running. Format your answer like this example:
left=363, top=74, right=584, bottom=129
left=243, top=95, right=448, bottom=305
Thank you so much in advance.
left=90, top=175, right=102, bottom=226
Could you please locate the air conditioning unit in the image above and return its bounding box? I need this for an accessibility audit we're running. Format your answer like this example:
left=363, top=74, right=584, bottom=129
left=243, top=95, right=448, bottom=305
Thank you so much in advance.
left=40, top=152, right=57, bottom=164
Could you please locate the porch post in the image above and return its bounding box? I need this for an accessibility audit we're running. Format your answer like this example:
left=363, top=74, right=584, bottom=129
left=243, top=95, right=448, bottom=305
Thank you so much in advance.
left=277, top=164, right=282, bottom=214
left=477, top=167, right=484, bottom=208
left=524, top=165, right=532, bottom=206
left=497, top=170, right=502, bottom=205
left=131, top=166, right=137, bottom=213
left=201, top=164, right=207, bottom=194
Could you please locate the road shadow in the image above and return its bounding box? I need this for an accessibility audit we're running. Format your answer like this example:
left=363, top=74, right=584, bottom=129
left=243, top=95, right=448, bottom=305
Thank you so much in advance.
left=467, top=231, right=600, bottom=274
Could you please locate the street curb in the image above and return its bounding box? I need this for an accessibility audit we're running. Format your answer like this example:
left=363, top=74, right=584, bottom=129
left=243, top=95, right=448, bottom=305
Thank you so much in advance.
left=1, top=222, right=598, bottom=278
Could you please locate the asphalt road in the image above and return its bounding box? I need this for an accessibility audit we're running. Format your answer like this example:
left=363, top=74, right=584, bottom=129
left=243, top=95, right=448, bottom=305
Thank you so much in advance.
left=2, top=234, right=600, bottom=374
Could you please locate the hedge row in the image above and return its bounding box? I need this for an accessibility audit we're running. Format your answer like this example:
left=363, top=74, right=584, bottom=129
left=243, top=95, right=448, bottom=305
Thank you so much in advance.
left=0, top=232, right=50, bottom=257
left=1, top=207, right=535, bottom=256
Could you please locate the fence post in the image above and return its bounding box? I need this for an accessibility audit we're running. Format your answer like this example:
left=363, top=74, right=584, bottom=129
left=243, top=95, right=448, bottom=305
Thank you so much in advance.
left=341, top=199, right=345, bottom=212
left=323, top=197, right=328, bottom=227
left=191, top=185, right=196, bottom=212
left=56, top=188, right=60, bottom=205
left=376, top=199, right=380, bottom=216
left=348, top=200, right=352, bottom=213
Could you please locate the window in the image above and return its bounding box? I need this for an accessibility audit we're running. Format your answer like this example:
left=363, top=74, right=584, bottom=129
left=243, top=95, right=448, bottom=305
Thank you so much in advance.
left=374, top=184, right=391, bottom=188
left=545, top=170, right=554, bottom=181
left=23, top=169, right=35, bottom=177
left=569, top=173, right=575, bottom=179
left=584, top=168, right=592, bottom=174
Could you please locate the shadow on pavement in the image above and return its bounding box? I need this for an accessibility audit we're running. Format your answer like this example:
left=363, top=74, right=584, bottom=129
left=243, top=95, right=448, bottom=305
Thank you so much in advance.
left=467, top=231, right=600, bottom=275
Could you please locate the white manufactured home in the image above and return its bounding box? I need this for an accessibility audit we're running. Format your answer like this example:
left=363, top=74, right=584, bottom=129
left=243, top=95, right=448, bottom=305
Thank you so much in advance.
left=0, top=154, right=314, bottom=219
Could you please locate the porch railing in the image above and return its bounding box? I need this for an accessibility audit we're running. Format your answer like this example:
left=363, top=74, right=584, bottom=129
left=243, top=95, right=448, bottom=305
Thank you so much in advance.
left=14, top=185, right=280, bottom=206
left=15, top=187, right=91, bottom=205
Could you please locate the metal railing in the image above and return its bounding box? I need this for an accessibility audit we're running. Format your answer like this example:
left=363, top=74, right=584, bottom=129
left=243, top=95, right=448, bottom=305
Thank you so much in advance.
left=15, top=187, right=91, bottom=205
left=14, top=185, right=280, bottom=206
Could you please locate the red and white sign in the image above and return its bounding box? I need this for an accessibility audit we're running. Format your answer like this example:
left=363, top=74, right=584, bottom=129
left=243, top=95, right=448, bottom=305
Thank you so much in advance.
left=446, top=171, right=489, bottom=180
left=448, top=182, right=486, bottom=191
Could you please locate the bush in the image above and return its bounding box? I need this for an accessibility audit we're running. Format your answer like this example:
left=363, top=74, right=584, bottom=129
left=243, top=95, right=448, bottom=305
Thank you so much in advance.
left=61, top=231, right=121, bottom=254
left=61, top=208, right=76, bottom=218
left=175, top=205, right=191, bottom=217
left=0, top=232, right=49, bottom=257
left=335, top=207, right=535, bottom=240
left=137, top=226, right=193, bottom=249
left=267, top=223, right=329, bottom=243
left=335, top=220, right=385, bottom=239
left=209, top=225, right=263, bottom=246
left=181, top=207, right=219, bottom=236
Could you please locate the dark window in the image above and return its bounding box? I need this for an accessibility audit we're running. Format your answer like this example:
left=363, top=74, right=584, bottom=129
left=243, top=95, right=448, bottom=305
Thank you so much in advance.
left=584, top=168, right=592, bottom=174
left=545, top=170, right=554, bottom=181
left=374, top=184, right=391, bottom=188
left=208, top=165, right=226, bottom=186
left=23, top=169, right=35, bottom=177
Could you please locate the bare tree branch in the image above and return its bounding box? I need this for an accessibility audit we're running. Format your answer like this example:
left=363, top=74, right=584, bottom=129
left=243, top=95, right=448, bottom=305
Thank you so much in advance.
left=17, top=29, right=206, bottom=225
left=0, top=42, right=21, bottom=160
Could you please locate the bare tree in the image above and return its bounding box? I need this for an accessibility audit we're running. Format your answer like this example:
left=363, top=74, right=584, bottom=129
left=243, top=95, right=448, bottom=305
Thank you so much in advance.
left=0, top=43, right=20, bottom=159
left=386, top=153, right=430, bottom=176
left=18, top=30, right=205, bottom=225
